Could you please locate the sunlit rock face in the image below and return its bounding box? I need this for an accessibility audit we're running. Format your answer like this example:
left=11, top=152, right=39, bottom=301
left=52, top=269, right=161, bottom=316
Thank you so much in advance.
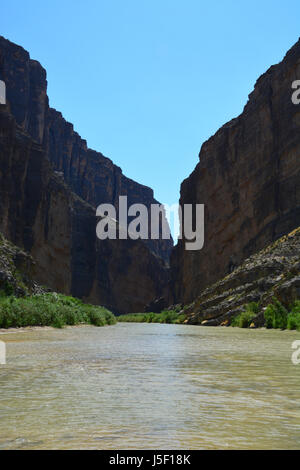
left=0, top=36, right=171, bottom=313
left=183, top=227, right=300, bottom=326
left=170, top=39, right=300, bottom=306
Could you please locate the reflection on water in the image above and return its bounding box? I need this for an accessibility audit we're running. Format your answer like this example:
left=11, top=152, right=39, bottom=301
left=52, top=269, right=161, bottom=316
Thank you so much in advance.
left=0, top=323, right=299, bottom=449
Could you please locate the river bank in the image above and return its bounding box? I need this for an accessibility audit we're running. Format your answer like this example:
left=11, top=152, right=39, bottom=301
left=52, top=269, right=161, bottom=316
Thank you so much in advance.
left=0, top=292, right=116, bottom=329
left=117, top=298, right=300, bottom=332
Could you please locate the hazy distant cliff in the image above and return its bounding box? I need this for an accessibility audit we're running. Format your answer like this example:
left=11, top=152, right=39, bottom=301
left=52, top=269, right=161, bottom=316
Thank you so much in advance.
left=171, top=38, right=300, bottom=305
left=0, top=36, right=171, bottom=313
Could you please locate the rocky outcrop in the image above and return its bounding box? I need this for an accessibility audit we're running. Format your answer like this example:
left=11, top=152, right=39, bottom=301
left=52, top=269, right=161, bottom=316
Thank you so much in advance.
left=171, top=38, right=300, bottom=306
left=184, top=227, right=300, bottom=326
left=0, top=232, right=46, bottom=297
left=0, top=36, right=171, bottom=314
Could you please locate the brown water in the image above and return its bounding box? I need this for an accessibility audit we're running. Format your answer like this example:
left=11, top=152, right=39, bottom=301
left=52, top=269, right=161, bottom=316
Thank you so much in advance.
left=0, top=323, right=299, bottom=450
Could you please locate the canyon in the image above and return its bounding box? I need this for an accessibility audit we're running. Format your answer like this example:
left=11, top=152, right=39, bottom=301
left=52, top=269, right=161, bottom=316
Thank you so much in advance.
left=1, top=35, right=300, bottom=319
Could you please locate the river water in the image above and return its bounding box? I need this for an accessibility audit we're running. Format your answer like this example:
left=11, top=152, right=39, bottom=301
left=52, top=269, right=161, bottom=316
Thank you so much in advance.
left=0, top=323, right=299, bottom=450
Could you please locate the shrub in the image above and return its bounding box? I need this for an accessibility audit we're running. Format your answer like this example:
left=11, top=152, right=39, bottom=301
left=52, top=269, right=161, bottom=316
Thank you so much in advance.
left=0, top=281, right=14, bottom=297
left=287, top=301, right=300, bottom=331
left=264, top=298, right=288, bottom=329
left=117, top=313, right=146, bottom=323
left=231, top=302, right=259, bottom=328
left=0, top=293, right=116, bottom=329
left=231, top=311, right=255, bottom=328
left=287, top=313, right=300, bottom=331
left=246, top=302, right=260, bottom=315
left=291, top=300, right=300, bottom=315
left=117, top=310, right=186, bottom=324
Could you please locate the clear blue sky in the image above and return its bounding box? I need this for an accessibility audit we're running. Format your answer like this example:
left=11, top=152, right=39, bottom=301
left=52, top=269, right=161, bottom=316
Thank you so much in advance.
left=2, top=1, right=300, bottom=209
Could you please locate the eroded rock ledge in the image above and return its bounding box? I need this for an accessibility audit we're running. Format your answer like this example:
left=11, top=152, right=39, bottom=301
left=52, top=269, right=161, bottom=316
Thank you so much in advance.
left=184, top=227, right=300, bottom=326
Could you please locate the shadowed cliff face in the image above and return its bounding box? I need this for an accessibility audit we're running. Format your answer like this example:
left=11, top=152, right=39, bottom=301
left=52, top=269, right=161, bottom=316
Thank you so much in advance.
left=0, top=36, right=173, bottom=262
left=44, top=108, right=172, bottom=261
left=171, top=39, right=300, bottom=305
left=0, top=36, right=170, bottom=314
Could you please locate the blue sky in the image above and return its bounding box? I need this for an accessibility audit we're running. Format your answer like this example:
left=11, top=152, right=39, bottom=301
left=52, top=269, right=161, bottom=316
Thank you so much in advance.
left=2, top=1, right=300, bottom=212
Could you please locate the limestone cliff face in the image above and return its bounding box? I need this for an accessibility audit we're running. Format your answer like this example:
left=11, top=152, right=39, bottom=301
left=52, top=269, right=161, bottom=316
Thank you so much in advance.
left=171, top=39, right=300, bottom=305
left=0, top=36, right=170, bottom=313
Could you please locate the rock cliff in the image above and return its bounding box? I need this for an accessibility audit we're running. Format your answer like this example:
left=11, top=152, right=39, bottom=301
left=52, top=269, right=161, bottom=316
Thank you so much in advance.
left=171, top=38, right=300, bottom=306
left=0, top=36, right=171, bottom=314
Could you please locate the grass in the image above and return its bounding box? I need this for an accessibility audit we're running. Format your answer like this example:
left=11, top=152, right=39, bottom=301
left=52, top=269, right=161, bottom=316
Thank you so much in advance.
left=0, top=292, right=116, bottom=329
left=117, top=310, right=186, bottom=324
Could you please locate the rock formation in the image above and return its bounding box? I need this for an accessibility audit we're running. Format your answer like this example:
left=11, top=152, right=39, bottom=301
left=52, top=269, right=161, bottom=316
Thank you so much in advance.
left=0, top=36, right=171, bottom=314
left=0, top=231, right=46, bottom=297
left=184, top=227, right=300, bottom=326
left=171, top=38, right=300, bottom=307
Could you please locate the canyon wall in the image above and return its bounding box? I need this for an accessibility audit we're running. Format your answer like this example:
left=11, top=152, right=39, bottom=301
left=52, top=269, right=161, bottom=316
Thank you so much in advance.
left=171, top=38, right=300, bottom=305
left=0, top=36, right=170, bottom=313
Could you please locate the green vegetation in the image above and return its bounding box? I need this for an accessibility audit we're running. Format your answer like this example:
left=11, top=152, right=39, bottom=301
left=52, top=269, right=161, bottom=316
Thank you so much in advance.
left=287, top=301, right=300, bottom=330
left=0, top=292, right=116, bottom=329
left=263, top=297, right=300, bottom=331
left=231, top=298, right=300, bottom=331
left=287, top=312, right=300, bottom=331
left=264, top=298, right=289, bottom=330
left=264, top=298, right=300, bottom=331
left=118, top=310, right=186, bottom=324
left=1, top=280, right=15, bottom=297
left=231, top=302, right=259, bottom=328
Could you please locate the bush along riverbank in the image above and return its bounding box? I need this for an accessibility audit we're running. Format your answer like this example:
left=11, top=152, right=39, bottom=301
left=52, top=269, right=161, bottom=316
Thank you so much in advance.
left=117, top=309, right=186, bottom=324
left=0, top=292, right=116, bottom=329
left=118, top=298, right=300, bottom=331
left=0, top=232, right=116, bottom=329
left=231, top=298, right=300, bottom=331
